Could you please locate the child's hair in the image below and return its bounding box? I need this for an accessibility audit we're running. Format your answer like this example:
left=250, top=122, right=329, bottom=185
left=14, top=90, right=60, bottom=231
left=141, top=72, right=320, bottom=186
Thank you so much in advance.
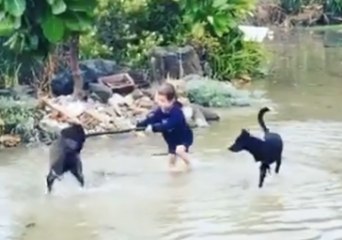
left=157, top=82, right=177, bottom=101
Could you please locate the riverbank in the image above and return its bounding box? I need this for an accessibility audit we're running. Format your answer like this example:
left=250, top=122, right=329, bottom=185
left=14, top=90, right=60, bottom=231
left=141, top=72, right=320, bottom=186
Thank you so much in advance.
left=0, top=72, right=266, bottom=148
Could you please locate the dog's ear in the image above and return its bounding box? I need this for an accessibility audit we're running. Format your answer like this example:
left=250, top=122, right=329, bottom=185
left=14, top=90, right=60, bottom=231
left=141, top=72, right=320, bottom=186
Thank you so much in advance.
left=241, top=129, right=249, bottom=135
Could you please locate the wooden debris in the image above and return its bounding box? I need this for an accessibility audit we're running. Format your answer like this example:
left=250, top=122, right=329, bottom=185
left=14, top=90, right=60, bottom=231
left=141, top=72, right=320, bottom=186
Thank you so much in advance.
left=0, top=134, right=21, bottom=148
left=99, top=73, right=135, bottom=95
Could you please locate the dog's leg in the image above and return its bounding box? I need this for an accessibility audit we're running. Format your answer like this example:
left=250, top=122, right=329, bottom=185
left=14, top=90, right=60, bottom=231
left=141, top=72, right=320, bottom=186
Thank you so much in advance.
left=70, top=157, right=84, bottom=187
left=46, top=170, right=58, bottom=193
left=258, top=163, right=269, bottom=188
left=275, top=158, right=282, bottom=174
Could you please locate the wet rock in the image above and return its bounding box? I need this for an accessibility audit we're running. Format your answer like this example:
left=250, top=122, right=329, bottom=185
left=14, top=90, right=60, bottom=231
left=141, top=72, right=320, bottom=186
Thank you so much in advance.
left=51, top=59, right=150, bottom=96
left=131, top=89, right=145, bottom=100
left=150, top=45, right=203, bottom=82
left=80, top=59, right=121, bottom=77
left=182, top=104, right=209, bottom=128
left=127, top=69, right=150, bottom=89
left=193, top=104, right=220, bottom=121
left=50, top=64, right=98, bottom=96
left=88, top=83, right=113, bottom=103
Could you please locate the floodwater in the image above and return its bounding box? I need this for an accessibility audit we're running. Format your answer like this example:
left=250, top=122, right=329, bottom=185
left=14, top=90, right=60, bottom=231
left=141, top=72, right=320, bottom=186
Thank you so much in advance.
left=1, top=30, right=342, bottom=240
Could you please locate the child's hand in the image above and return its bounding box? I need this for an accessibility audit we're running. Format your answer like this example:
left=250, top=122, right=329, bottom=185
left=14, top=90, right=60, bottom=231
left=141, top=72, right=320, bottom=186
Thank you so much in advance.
left=145, top=125, right=153, bottom=134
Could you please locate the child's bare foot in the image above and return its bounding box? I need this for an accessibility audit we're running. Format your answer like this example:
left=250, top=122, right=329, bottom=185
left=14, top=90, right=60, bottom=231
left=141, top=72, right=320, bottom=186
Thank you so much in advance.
left=169, top=162, right=176, bottom=171
left=185, top=164, right=192, bottom=172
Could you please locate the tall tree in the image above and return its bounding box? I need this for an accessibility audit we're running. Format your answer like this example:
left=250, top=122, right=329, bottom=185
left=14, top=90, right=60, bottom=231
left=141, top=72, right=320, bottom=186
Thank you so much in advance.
left=0, top=0, right=97, bottom=99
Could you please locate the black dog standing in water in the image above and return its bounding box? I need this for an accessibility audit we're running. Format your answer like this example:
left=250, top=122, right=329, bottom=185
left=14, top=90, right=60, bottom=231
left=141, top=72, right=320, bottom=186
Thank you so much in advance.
left=46, top=123, right=86, bottom=193
left=228, top=107, right=283, bottom=188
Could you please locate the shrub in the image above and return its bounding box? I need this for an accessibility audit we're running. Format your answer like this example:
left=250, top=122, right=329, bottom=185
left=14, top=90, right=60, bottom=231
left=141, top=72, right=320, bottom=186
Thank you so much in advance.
left=0, top=96, right=38, bottom=142
left=80, top=0, right=265, bottom=80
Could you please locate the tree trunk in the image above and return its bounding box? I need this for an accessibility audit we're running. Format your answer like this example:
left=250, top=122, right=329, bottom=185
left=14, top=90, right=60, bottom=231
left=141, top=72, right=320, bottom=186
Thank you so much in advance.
left=69, top=34, right=84, bottom=100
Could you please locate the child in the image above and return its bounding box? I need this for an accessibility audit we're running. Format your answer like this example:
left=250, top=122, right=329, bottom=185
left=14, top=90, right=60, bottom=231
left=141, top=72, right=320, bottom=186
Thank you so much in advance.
left=136, top=83, right=193, bottom=170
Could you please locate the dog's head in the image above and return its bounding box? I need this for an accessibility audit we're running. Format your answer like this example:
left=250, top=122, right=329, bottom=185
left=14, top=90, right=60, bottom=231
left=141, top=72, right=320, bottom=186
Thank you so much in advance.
left=228, top=129, right=250, bottom=152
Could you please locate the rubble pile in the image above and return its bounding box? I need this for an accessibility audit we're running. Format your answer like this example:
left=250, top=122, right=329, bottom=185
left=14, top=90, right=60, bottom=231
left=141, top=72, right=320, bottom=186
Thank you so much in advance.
left=39, top=90, right=154, bottom=136
left=39, top=76, right=220, bottom=139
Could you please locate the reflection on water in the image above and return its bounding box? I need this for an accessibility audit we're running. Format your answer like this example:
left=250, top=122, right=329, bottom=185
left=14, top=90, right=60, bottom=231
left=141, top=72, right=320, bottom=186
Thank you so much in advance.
left=1, top=31, right=342, bottom=240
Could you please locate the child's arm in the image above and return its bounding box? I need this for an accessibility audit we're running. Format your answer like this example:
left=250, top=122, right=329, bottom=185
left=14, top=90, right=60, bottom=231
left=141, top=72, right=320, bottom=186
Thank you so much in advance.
left=151, top=108, right=184, bottom=132
left=136, top=108, right=160, bottom=128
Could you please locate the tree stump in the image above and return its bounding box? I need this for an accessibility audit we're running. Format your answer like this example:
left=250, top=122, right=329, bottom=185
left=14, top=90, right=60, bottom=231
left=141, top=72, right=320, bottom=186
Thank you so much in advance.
left=150, top=45, right=203, bottom=83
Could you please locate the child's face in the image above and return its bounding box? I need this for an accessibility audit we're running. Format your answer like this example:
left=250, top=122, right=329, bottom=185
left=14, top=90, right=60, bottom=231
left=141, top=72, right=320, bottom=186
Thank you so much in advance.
left=154, top=93, right=174, bottom=110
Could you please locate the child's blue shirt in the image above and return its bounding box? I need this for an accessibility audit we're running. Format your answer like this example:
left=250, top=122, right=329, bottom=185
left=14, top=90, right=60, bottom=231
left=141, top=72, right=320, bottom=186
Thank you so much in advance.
left=137, top=101, right=193, bottom=150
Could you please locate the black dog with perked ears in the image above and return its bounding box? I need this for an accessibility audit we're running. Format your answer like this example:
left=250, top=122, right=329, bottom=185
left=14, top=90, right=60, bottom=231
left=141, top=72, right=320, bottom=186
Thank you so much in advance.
left=228, top=107, right=283, bottom=188
left=46, top=123, right=86, bottom=193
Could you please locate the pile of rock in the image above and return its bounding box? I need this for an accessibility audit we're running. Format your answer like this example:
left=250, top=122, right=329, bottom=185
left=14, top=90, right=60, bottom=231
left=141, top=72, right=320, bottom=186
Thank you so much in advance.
left=39, top=79, right=219, bottom=137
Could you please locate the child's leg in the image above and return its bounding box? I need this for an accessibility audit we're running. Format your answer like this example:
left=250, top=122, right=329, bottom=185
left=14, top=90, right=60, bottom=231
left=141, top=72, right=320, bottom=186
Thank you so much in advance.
left=168, top=154, right=177, bottom=167
left=168, top=145, right=177, bottom=168
left=175, top=145, right=191, bottom=168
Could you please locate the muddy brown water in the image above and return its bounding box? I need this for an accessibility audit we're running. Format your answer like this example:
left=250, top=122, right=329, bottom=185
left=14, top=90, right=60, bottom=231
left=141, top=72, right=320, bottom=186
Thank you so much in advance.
left=1, top=31, right=342, bottom=240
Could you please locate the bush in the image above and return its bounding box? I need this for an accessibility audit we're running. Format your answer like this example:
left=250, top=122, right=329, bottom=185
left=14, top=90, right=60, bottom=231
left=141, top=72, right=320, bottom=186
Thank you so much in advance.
left=0, top=96, right=38, bottom=142
left=79, top=0, right=264, bottom=80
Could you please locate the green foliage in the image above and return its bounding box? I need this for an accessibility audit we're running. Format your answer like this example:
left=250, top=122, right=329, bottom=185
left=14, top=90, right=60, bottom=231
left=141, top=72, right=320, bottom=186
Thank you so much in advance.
left=0, top=96, right=37, bottom=142
left=281, top=0, right=306, bottom=14
left=280, top=0, right=342, bottom=16
left=79, top=30, right=113, bottom=59
left=179, top=0, right=255, bottom=38
left=0, top=0, right=97, bottom=56
left=84, top=0, right=263, bottom=80
left=325, top=0, right=342, bottom=15
left=91, top=0, right=167, bottom=67
left=0, top=64, right=21, bottom=88
left=180, top=0, right=263, bottom=80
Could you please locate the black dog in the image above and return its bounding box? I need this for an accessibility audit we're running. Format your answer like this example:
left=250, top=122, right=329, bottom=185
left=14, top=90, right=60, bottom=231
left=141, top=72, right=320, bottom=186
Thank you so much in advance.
left=228, top=107, right=283, bottom=188
left=46, top=123, right=86, bottom=193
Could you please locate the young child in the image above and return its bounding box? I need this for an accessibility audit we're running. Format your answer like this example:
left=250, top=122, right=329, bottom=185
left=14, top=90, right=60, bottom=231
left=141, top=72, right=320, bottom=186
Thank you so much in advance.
left=136, top=83, right=193, bottom=170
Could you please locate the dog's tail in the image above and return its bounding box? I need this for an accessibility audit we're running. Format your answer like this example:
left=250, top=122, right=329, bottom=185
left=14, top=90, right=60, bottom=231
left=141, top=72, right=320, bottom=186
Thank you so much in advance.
left=258, top=107, right=270, bottom=133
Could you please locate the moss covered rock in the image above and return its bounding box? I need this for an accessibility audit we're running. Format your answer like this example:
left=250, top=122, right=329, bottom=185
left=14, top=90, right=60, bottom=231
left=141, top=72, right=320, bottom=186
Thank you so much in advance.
left=184, top=74, right=262, bottom=108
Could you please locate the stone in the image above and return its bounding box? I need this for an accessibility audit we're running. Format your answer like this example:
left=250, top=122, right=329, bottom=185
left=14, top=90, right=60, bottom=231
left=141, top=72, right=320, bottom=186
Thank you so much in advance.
left=127, top=69, right=150, bottom=89
left=193, top=104, right=220, bottom=121
left=191, top=104, right=209, bottom=127
left=80, top=59, right=122, bottom=77
left=88, top=83, right=113, bottom=103
left=51, top=59, right=122, bottom=96
left=150, top=45, right=203, bottom=83
left=131, top=89, right=144, bottom=100
left=50, top=64, right=98, bottom=96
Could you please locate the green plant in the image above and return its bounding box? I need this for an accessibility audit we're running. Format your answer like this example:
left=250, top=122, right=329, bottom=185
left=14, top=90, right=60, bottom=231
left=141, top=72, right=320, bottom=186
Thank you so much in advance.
left=0, top=64, right=22, bottom=88
left=80, top=0, right=264, bottom=80
left=177, top=0, right=264, bottom=80
left=179, top=0, right=255, bottom=38
left=0, top=0, right=98, bottom=99
left=325, top=0, right=342, bottom=15
left=93, top=0, right=170, bottom=67
left=79, top=30, right=113, bottom=60
left=210, top=41, right=266, bottom=79
left=0, top=96, right=37, bottom=142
